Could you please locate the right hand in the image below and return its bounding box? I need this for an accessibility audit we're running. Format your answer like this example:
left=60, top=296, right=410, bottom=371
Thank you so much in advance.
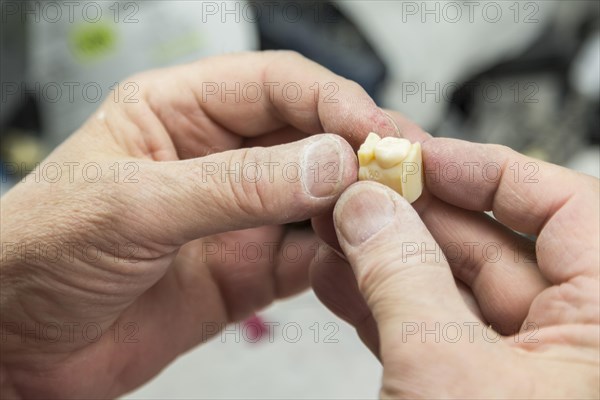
left=311, top=114, right=599, bottom=398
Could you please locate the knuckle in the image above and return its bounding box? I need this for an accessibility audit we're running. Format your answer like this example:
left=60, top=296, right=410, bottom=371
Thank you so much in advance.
left=355, top=243, right=446, bottom=306
left=274, top=49, right=305, bottom=61
left=218, top=148, right=272, bottom=217
left=355, top=251, right=404, bottom=302
left=491, top=143, right=514, bottom=155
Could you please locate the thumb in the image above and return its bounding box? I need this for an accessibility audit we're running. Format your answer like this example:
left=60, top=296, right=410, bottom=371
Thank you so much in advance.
left=135, top=134, right=356, bottom=244
left=333, top=181, right=469, bottom=324
left=332, top=182, right=498, bottom=395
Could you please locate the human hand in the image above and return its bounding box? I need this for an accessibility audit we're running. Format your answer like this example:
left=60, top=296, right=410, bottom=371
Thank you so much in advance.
left=0, top=51, right=398, bottom=399
left=311, top=113, right=599, bottom=398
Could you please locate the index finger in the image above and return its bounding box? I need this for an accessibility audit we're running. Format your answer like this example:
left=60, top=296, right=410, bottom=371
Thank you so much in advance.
left=136, top=51, right=399, bottom=154
left=423, top=138, right=599, bottom=283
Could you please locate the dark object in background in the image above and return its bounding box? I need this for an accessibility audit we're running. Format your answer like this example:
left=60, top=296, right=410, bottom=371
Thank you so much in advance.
left=257, top=0, right=598, bottom=165
left=1, top=10, right=45, bottom=184
left=442, top=11, right=599, bottom=163
left=256, top=0, right=387, bottom=102
left=1, top=1, right=28, bottom=129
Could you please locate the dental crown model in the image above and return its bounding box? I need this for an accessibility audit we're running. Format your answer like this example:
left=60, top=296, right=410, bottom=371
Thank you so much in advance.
left=357, top=132, right=423, bottom=203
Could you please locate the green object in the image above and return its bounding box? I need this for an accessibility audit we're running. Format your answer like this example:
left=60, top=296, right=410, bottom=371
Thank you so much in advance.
left=69, top=23, right=117, bottom=62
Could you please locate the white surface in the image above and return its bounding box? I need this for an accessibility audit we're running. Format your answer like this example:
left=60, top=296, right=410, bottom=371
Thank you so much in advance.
left=570, top=30, right=600, bottom=101
left=125, top=291, right=382, bottom=399
left=28, top=0, right=258, bottom=147
left=336, top=0, right=558, bottom=129
left=566, top=146, right=600, bottom=179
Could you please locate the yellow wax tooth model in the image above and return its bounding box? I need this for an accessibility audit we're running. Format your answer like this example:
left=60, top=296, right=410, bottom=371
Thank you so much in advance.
left=357, top=132, right=423, bottom=203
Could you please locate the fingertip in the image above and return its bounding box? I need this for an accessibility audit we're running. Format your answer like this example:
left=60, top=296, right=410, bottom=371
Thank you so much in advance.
left=333, top=182, right=398, bottom=248
left=326, top=133, right=359, bottom=189
left=304, top=133, right=358, bottom=198
left=381, top=109, right=433, bottom=143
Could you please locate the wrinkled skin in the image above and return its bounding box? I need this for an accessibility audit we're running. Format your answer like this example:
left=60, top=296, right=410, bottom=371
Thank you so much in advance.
left=1, top=51, right=387, bottom=398
left=1, top=51, right=599, bottom=399
left=311, top=115, right=600, bottom=398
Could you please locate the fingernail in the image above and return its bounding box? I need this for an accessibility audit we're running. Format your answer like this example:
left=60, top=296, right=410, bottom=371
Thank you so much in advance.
left=303, top=136, right=343, bottom=197
left=330, top=244, right=347, bottom=261
left=381, top=111, right=401, bottom=136
left=336, top=186, right=395, bottom=246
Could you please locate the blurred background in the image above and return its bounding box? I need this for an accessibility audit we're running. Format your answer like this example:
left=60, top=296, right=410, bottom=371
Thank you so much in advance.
left=1, top=1, right=599, bottom=398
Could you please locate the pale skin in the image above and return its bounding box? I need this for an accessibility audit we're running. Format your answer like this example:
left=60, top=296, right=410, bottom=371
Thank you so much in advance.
left=0, top=51, right=598, bottom=399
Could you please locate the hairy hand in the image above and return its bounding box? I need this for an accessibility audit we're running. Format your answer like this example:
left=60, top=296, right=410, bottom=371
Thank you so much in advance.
left=0, top=51, right=397, bottom=399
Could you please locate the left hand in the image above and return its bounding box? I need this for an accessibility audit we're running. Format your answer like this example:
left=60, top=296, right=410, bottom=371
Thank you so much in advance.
left=0, top=51, right=397, bottom=399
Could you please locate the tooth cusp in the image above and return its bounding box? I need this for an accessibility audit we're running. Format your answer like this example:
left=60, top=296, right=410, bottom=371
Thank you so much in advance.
left=357, top=132, right=423, bottom=203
